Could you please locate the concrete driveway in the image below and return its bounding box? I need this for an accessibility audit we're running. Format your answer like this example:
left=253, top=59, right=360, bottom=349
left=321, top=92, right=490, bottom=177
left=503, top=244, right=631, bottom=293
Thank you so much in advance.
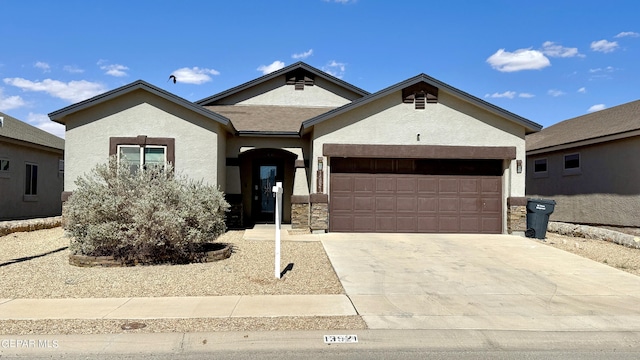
left=321, top=233, right=640, bottom=331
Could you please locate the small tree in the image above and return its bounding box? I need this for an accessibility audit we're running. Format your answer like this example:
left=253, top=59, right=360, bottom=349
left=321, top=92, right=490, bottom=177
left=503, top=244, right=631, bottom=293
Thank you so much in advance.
left=65, top=157, right=229, bottom=264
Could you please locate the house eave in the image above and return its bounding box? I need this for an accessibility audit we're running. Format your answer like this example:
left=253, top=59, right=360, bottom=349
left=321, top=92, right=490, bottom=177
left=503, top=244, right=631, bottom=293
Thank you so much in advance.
left=236, top=131, right=301, bottom=138
left=526, top=129, right=640, bottom=155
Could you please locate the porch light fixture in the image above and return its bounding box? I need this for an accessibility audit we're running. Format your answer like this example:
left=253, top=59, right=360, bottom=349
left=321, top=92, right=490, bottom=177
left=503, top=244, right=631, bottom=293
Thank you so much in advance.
left=317, top=157, right=323, bottom=171
left=516, top=160, right=522, bottom=174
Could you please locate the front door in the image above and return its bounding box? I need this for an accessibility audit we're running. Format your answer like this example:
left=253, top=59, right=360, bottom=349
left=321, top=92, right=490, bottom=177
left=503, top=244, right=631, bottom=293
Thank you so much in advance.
left=252, top=162, right=284, bottom=223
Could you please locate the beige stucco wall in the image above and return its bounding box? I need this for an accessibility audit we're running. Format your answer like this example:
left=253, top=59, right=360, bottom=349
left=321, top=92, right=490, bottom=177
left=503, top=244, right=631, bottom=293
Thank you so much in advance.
left=0, top=140, right=63, bottom=220
left=311, top=90, right=528, bottom=233
left=63, top=90, right=225, bottom=192
left=216, top=76, right=360, bottom=107
left=527, top=136, right=640, bottom=227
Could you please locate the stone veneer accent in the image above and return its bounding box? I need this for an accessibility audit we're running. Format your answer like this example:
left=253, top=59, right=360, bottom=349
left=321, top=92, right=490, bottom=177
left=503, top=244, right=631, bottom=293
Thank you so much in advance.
left=507, top=197, right=527, bottom=234
left=291, top=195, right=310, bottom=230
left=310, top=193, right=328, bottom=232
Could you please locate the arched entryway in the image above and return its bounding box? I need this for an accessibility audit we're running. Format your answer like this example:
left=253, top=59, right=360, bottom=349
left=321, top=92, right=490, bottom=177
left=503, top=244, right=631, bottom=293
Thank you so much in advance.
left=238, top=148, right=297, bottom=225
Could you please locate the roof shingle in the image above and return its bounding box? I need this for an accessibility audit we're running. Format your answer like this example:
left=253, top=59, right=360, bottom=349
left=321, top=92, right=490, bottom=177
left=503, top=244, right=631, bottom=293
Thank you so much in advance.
left=0, top=112, right=64, bottom=151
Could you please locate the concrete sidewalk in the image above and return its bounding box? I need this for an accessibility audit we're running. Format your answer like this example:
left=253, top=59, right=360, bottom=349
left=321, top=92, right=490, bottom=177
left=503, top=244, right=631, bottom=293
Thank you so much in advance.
left=0, top=295, right=356, bottom=320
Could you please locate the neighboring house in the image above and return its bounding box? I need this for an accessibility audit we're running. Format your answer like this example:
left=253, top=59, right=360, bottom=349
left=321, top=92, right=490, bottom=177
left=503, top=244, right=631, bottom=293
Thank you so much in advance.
left=526, top=99, right=640, bottom=227
left=0, top=112, right=65, bottom=220
left=49, top=62, right=541, bottom=234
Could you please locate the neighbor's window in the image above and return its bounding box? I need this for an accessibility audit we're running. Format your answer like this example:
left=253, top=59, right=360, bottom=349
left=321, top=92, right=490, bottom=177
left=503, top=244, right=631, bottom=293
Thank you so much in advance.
left=118, top=145, right=167, bottom=173
left=25, top=163, right=38, bottom=195
left=534, top=158, right=547, bottom=173
left=564, top=153, right=580, bottom=170
left=0, top=159, right=9, bottom=171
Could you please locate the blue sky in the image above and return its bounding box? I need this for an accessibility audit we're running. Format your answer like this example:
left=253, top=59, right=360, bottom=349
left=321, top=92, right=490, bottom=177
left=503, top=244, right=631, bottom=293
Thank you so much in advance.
left=1, top=0, right=639, bottom=138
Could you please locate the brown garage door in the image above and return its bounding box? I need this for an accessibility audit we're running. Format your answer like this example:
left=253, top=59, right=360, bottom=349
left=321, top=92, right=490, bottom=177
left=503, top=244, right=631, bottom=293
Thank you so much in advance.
left=329, top=158, right=503, bottom=233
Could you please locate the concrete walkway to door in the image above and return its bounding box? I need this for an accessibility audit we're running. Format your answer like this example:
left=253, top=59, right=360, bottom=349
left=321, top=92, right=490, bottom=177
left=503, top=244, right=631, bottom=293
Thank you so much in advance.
left=321, top=233, right=640, bottom=331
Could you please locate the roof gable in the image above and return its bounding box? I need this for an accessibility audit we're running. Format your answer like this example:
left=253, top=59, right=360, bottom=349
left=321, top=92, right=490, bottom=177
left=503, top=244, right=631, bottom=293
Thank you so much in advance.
left=196, top=62, right=370, bottom=106
left=0, top=112, right=64, bottom=151
left=527, top=99, right=640, bottom=152
left=301, top=74, right=542, bottom=134
left=49, top=80, right=234, bottom=131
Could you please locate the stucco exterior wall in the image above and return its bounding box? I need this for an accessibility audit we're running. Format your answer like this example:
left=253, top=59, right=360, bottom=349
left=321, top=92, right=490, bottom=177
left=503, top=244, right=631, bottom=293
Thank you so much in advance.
left=0, top=141, right=63, bottom=220
left=527, top=136, right=640, bottom=227
left=63, top=90, right=225, bottom=192
left=311, top=90, right=527, bottom=196
left=217, top=76, right=360, bottom=107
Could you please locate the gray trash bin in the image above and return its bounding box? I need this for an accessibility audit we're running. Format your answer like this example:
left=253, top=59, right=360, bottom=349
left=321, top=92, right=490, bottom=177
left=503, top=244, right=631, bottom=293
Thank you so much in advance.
left=525, top=198, right=556, bottom=239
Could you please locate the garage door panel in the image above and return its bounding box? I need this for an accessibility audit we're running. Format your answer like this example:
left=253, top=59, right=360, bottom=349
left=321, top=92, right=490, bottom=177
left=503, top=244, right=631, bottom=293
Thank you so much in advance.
left=354, top=216, right=375, bottom=232
left=482, top=217, right=501, bottom=233
left=354, top=196, right=374, bottom=211
left=376, top=216, right=396, bottom=232
left=375, top=196, right=395, bottom=212
left=418, top=197, right=437, bottom=212
left=482, top=198, right=501, bottom=213
left=397, top=177, right=417, bottom=193
left=439, top=216, right=460, bottom=232
left=481, top=178, right=501, bottom=194
left=418, top=216, right=438, bottom=232
left=331, top=176, right=352, bottom=192
left=460, top=179, right=479, bottom=193
left=460, top=197, right=480, bottom=212
left=354, top=177, right=375, bottom=192
left=397, top=197, right=417, bottom=212
left=439, top=198, right=459, bottom=212
left=418, top=178, right=438, bottom=193
left=330, top=215, right=353, bottom=232
left=460, top=216, right=480, bottom=232
left=397, top=216, right=417, bottom=232
left=439, top=178, right=459, bottom=193
left=376, top=177, right=396, bottom=192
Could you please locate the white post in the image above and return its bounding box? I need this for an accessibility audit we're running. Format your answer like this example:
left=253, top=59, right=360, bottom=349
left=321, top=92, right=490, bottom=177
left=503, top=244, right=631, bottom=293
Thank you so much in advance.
left=272, top=181, right=283, bottom=279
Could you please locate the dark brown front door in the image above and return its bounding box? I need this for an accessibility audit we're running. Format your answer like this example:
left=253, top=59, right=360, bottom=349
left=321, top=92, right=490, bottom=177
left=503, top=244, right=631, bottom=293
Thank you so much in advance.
left=252, top=161, right=284, bottom=223
left=329, top=158, right=503, bottom=233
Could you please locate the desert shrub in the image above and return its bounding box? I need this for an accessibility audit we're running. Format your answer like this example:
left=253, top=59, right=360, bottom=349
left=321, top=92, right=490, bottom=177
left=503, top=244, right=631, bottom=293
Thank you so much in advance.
left=65, top=157, right=229, bottom=264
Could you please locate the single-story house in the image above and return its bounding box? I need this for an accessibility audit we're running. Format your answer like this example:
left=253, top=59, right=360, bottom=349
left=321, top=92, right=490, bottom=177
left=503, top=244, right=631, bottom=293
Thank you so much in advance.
left=49, top=62, right=541, bottom=234
left=0, top=112, right=65, bottom=220
left=526, top=99, right=640, bottom=228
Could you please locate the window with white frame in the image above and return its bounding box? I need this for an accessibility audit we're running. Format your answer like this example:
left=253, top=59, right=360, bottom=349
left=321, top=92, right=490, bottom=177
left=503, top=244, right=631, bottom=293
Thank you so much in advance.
left=25, top=163, right=38, bottom=195
left=118, top=145, right=167, bottom=173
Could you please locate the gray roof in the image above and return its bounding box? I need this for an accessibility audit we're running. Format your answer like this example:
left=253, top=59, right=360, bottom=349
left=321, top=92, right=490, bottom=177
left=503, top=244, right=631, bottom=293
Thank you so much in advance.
left=49, top=80, right=235, bottom=132
left=302, top=73, right=542, bottom=134
left=526, top=99, right=640, bottom=152
left=0, top=112, right=64, bottom=151
left=205, top=105, right=335, bottom=134
left=196, top=62, right=370, bottom=105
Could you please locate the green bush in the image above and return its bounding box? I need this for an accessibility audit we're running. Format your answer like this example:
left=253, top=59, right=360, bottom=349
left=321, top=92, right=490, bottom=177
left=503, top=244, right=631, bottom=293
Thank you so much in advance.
left=65, top=157, right=229, bottom=264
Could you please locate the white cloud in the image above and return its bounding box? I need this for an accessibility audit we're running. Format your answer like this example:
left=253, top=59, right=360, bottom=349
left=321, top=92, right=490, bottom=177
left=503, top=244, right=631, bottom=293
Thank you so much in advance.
left=0, top=88, right=26, bottom=111
left=3, top=78, right=106, bottom=103
left=588, top=104, right=606, bottom=112
left=541, top=41, right=584, bottom=58
left=324, top=0, right=356, bottom=3
left=170, top=67, right=220, bottom=84
left=257, top=61, right=285, bottom=75
left=486, top=48, right=550, bottom=72
left=484, top=91, right=534, bottom=99
left=485, top=91, right=516, bottom=99
left=590, top=39, right=618, bottom=53
left=292, top=49, right=313, bottom=60
left=614, top=31, right=639, bottom=38
left=578, top=87, right=586, bottom=93
left=547, top=89, right=566, bottom=97
left=34, top=61, right=51, bottom=73
left=589, top=66, right=615, bottom=73
left=63, top=65, right=84, bottom=74
left=27, top=112, right=65, bottom=138
left=97, top=61, right=129, bottom=77
left=322, top=60, right=347, bottom=78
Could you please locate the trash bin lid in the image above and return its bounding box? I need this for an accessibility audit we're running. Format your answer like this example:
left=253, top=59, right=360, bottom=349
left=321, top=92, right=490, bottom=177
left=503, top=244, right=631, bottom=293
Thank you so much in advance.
left=527, top=198, right=556, bottom=205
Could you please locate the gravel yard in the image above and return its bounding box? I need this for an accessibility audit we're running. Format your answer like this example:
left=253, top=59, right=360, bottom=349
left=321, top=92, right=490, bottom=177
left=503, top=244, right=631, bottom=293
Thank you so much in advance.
left=0, top=227, right=365, bottom=334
